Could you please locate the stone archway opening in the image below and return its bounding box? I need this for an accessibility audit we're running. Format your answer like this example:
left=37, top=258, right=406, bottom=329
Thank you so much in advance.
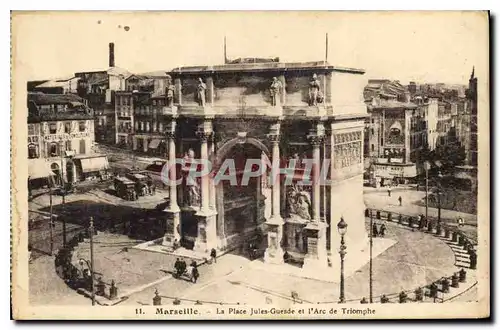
left=215, top=141, right=271, bottom=257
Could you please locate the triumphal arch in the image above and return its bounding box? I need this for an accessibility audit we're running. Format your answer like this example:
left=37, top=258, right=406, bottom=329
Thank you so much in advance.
left=160, top=59, right=368, bottom=270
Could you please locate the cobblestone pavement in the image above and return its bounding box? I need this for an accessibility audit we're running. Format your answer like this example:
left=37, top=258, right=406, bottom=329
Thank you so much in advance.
left=71, top=233, right=178, bottom=296
left=29, top=255, right=90, bottom=306
left=120, top=221, right=462, bottom=306
left=363, top=186, right=478, bottom=242
left=363, top=186, right=477, bottom=224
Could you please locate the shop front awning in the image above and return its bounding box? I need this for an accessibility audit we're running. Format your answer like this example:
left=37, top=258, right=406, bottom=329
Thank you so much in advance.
left=79, top=156, right=110, bottom=173
left=28, top=159, right=55, bottom=180
left=148, top=139, right=162, bottom=149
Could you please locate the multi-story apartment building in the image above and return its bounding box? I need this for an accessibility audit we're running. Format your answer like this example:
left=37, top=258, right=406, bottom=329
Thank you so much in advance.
left=436, top=101, right=453, bottom=146
left=27, top=92, right=109, bottom=188
left=113, top=73, right=172, bottom=155
left=365, top=96, right=427, bottom=186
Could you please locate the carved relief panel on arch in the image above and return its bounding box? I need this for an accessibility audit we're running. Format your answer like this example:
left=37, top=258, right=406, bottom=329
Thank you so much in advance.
left=333, top=131, right=363, bottom=169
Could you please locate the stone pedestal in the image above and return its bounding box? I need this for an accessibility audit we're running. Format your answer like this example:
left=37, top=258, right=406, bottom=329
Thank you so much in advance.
left=264, top=217, right=284, bottom=264
left=193, top=209, right=218, bottom=253
left=162, top=210, right=181, bottom=249
left=303, top=221, right=328, bottom=270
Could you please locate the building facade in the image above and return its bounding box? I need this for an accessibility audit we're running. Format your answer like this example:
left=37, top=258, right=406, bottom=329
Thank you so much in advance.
left=150, top=59, right=369, bottom=271
left=365, top=98, right=426, bottom=186
left=27, top=93, right=109, bottom=187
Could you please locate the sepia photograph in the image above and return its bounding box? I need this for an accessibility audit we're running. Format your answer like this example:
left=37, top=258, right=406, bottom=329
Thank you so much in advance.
left=10, top=10, right=490, bottom=320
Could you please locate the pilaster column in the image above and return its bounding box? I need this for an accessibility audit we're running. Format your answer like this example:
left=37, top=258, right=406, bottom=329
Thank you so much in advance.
left=270, top=134, right=282, bottom=222
left=174, top=78, right=182, bottom=105
left=264, top=123, right=284, bottom=264
left=196, top=132, right=211, bottom=214
left=194, top=120, right=217, bottom=253
left=303, top=123, right=328, bottom=270
left=166, top=131, right=180, bottom=214
left=163, top=120, right=181, bottom=249
left=309, top=135, right=323, bottom=221
left=209, top=135, right=216, bottom=210
left=278, top=75, right=286, bottom=106
left=143, top=138, right=148, bottom=152
left=206, top=76, right=215, bottom=106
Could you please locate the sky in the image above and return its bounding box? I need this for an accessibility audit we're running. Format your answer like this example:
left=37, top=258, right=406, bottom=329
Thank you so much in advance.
left=12, top=11, right=488, bottom=85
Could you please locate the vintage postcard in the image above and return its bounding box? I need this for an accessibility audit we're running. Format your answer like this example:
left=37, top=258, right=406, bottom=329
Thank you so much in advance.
left=11, top=11, right=490, bottom=320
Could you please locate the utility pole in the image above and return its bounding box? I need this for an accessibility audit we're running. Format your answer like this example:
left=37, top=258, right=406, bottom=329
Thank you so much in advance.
left=90, top=216, right=95, bottom=306
left=369, top=210, right=373, bottom=303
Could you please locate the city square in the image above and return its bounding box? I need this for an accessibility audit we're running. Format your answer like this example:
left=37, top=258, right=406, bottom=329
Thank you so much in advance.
left=14, top=12, right=485, bottom=320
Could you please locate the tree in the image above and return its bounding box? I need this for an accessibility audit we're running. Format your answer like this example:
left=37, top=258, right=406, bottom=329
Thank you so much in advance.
left=433, top=142, right=466, bottom=172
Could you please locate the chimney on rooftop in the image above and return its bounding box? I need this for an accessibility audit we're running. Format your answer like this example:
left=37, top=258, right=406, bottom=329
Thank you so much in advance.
left=109, top=42, right=115, bottom=67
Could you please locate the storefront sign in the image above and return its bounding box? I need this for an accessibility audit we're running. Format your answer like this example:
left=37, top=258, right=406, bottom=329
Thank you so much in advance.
left=43, top=132, right=90, bottom=141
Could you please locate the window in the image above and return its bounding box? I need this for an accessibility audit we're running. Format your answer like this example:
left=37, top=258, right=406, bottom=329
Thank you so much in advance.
left=152, top=100, right=157, bottom=106
left=28, top=124, right=35, bottom=136
left=371, top=128, right=374, bottom=135
left=65, top=140, right=72, bottom=152
left=380, top=137, right=384, bottom=146
left=79, top=121, right=86, bottom=132
left=371, top=144, right=374, bottom=152
left=371, top=118, right=374, bottom=124
left=79, top=139, right=86, bottom=154
left=49, top=123, right=57, bottom=134
left=28, top=144, right=38, bottom=159
left=64, top=122, right=71, bottom=134
left=49, top=143, right=58, bottom=157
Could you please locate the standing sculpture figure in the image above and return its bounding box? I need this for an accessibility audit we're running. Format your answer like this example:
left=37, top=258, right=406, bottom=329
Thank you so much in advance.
left=166, top=83, right=175, bottom=107
left=308, top=74, right=321, bottom=106
left=269, top=77, right=283, bottom=106
left=196, top=78, right=207, bottom=107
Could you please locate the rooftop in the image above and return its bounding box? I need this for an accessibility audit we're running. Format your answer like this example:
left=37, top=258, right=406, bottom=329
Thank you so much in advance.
left=368, top=99, right=418, bottom=110
left=170, top=60, right=365, bottom=75
left=28, top=92, right=87, bottom=106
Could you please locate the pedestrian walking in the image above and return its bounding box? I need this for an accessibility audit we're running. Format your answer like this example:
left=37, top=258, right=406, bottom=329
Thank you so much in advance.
left=172, top=238, right=180, bottom=250
left=398, top=196, right=402, bottom=206
left=372, top=223, right=379, bottom=237
left=174, top=258, right=182, bottom=277
left=418, top=214, right=425, bottom=230
left=191, top=265, right=199, bottom=283
left=457, top=217, right=465, bottom=227
left=179, top=258, right=187, bottom=277
left=379, top=224, right=387, bottom=237
left=210, top=248, right=217, bottom=264
left=416, top=183, right=419, bottom=191
left=388, top=187, right=392, bottom=197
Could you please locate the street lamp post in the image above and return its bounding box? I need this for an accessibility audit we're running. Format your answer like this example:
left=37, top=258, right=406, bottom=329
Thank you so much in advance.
left=337, top=217, right=348, bottom=304
left=59, top=140, right=67, bottom=248
left=437, top=171, right=443, bottom=225
left=423, top=161, right=431, bottom=225
left=89, top=216, right=96, bottom=306
left=49, top=181, right=54, bottom=256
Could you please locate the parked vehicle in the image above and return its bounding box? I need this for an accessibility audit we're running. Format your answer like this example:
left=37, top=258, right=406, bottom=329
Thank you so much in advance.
left=126, top=171, right=155, bottom=196
left=114, top=177, right=137, bottom=200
